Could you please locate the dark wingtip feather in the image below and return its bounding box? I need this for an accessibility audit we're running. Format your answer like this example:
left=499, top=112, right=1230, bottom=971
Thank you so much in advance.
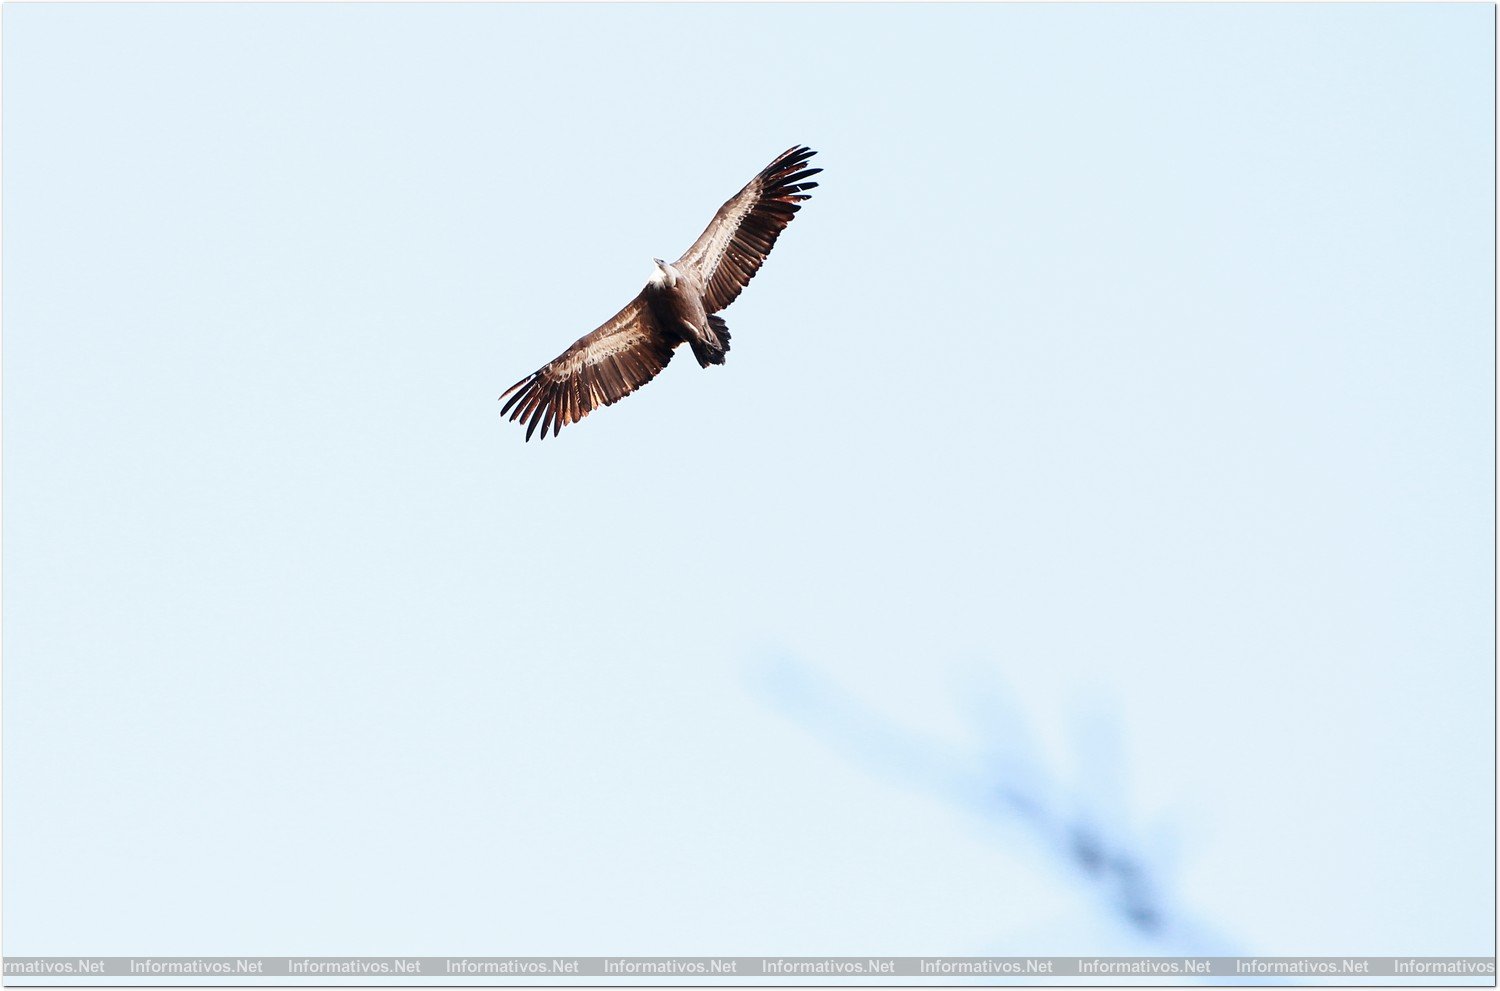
left=765, top=146, right=817, bottom=178
left=499, top=374, right=532, bottom=415
left=531, top=398, right=549, bottom=440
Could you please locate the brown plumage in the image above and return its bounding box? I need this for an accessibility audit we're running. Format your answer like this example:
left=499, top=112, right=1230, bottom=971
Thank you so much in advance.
left=499, top=146, right=819, bottom=441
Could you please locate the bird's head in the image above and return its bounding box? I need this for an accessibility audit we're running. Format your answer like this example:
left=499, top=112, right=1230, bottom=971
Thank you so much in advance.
left=650, top=257, right=678, bottom=288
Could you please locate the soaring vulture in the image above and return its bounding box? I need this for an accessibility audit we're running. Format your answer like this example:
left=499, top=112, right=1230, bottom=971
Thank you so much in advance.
left=500, top=146, right=820, bottom=440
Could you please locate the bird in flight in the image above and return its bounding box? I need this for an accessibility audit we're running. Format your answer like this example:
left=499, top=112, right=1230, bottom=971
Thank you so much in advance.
left=500, top=146, right=820, bottom=440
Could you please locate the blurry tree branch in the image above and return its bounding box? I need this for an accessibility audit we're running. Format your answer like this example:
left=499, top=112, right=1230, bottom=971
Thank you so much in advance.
left=754, top=653, right=1241, bottom=957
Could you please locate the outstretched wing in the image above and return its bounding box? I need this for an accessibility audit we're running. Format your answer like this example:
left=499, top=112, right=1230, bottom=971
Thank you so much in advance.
left=674, top=145, right=820, bottom=314
left=499, top=295, right=676, bottom=441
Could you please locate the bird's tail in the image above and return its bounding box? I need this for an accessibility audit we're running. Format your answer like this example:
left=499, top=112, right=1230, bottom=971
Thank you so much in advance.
left=689, top=314, right=732, bottom=368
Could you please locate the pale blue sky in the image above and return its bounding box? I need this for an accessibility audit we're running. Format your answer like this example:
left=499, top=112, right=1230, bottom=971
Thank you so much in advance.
left=3, top=1, right=1493, bottom=972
